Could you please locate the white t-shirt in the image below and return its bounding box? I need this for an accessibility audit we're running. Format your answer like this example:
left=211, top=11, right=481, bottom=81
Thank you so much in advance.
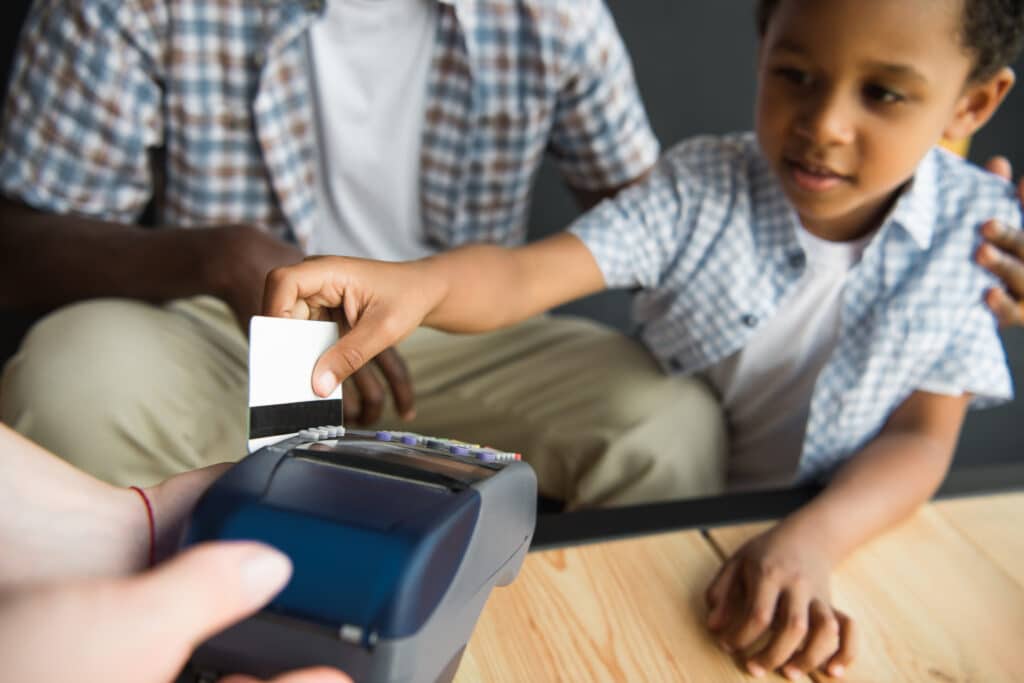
left=307, top=0, right=437, bottom=260
left=705, top=225, right=874, bottom=490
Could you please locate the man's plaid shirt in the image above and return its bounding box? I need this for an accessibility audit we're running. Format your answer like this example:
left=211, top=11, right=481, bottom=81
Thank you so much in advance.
left=0, top=0, right=658, bottom=251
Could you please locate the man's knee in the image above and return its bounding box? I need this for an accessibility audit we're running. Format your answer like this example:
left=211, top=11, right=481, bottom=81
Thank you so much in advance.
left=559, top=376, right=728, bottom=506
left=3, top=300, right=171, bottom=413
left=1, top=299, right=228, bottom=483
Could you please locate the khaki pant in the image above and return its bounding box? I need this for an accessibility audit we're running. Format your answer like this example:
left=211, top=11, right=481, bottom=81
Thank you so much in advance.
left=1, top=297, right=727, bottom=507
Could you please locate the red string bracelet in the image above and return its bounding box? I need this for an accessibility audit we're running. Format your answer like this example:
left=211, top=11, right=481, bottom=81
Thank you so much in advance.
left=129, top=486, right=156, bottom=568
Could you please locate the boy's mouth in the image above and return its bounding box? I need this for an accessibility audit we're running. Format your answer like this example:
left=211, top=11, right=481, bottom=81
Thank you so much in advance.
left=784, top=158, right=853, bottom=193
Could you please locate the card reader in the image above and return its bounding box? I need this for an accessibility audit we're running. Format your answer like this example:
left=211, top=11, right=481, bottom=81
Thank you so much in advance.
left=180, top=428, right=536, bottom=683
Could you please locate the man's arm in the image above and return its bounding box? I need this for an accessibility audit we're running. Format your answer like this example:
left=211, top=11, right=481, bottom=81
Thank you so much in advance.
left=779, top=390, right=969, bottom=564
left=0, top=197, right=209, bottom=310
left=0, top=3, right=299, bottom=327
left=0, top=198, right=302, bottom=329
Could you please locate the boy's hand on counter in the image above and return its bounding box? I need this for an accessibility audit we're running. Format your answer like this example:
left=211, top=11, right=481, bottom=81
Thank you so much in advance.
left=705, top=525, right=856, bottom=680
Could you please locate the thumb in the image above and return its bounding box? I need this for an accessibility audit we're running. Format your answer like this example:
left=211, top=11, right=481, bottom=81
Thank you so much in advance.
left=0, top=542, right=293, bottom=683
left=312, top=316, right=403, bottom=397
left=130, top=542, right=292, bottom=646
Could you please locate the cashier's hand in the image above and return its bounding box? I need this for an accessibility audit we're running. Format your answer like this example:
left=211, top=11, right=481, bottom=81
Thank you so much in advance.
left=980, top=157, right=1024, bottom=327
left=0, top=541, right=351, bottom=683
left=263, top=256, right=441, bottom=408
left=705, top=526, right=855, bottom=680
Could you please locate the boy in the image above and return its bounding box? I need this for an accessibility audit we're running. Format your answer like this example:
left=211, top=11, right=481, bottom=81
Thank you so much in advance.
left=263, top=0, right=1023, bottom=678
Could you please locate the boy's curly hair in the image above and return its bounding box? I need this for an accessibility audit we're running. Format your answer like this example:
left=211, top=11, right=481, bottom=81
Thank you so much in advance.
left=755, top=0, right=1024, bottom=82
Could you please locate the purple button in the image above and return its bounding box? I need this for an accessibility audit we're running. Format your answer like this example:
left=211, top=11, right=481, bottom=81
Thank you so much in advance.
left=401, top=434, right=418, bottom=445
left=449, top=445, right=469, bottom=456
left=375, top=431, right=393, bottom=441
left=474, top=451, right=497, bottom=462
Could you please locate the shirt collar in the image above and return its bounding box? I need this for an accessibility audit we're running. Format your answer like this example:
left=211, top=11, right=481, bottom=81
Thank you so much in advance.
left=885, top=146, right=943, bottom=251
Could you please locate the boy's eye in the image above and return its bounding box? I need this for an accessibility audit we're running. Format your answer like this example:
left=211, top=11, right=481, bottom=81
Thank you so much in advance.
left=863, top=84, right=905, bottom=104
left=773, top=67, right=813, bottom=87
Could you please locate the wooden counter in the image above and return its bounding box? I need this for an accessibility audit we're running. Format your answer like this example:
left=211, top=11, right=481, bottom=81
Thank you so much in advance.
left=455, top=492, right=1024, bottom=682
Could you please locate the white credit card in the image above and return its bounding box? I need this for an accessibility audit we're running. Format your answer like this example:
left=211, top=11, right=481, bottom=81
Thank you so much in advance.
left=247, top=315, right=342, bottom=451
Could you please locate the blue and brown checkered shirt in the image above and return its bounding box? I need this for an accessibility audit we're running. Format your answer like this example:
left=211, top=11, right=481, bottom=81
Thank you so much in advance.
left=572, top=133, right=1017, bottom=483
left=0, top=0, right=658, bottom=251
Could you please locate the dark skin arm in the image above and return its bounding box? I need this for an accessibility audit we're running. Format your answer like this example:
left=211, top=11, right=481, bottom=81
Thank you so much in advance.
left=0, top=197, right=302, bottom=327
left=0, top=196, right=416, bottom=424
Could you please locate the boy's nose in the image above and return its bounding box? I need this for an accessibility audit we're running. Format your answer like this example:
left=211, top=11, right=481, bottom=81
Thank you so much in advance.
left=795, top=92, right=856, bottom=147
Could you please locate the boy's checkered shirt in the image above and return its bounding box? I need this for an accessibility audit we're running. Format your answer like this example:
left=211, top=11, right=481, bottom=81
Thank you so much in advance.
left=572, top=133, right=1017, bottom=483
left=0, top=0, right=657, bottom=252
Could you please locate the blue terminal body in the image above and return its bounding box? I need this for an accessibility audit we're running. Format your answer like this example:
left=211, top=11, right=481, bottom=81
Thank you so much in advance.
left=181, top=430, right=535, bottom=683
left=184, top=440, right=484, bottom=637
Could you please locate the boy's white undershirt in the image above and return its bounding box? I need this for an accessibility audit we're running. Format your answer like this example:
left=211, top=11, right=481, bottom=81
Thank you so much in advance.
left=705, top=225, right=874, bottom=490
left=307, top=0, right=437, bottom=261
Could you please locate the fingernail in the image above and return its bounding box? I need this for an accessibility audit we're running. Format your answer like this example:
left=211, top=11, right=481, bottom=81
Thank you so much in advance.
left=987, top=221, right=1006, bottom=238
left=829, top=664, right=846, bottom=678
left=718, top=640, right=733, bottom=653
left=979, top=244, right=999, bottom=266
left=747, top=662, right=766, bottom=678
left=315, top=370, right=339, bottom=396
left=401, top=409, right=417, bottom=422
left=241, top=548, right=292, bottom=601
left=783, top=665, right=801, bottom=681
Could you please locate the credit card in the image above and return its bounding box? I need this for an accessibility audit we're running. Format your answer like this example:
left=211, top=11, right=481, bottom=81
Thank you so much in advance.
left=248, top=315, right=342, bottom=451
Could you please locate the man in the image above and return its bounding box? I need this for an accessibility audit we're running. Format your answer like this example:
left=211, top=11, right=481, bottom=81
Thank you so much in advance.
left=0, top=0, right=726, bottom=507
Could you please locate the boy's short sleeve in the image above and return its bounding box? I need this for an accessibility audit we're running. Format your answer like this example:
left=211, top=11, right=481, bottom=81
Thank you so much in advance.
left=0, top=0, right=163, bottom=221
left=568, top=147, right=699, bottom=290
left=916, top=306, right=1014, bottom=408
left=546, top=0, right=659, bottom=192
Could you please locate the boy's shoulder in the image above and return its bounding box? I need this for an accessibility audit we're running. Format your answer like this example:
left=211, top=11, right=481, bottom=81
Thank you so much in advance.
left=659, top=132, right=764, bottom=192
left=925, top=147, right=1021, bottom=229
left=662, top=132, right=759, bottom=166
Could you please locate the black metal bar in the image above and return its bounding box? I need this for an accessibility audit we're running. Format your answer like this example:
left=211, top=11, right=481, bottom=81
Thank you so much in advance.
left=530, top=461, right=1024, bottom=551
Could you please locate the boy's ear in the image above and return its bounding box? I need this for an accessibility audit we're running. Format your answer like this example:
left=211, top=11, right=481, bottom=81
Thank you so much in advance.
left=943, top=67, right=1016, bottom=142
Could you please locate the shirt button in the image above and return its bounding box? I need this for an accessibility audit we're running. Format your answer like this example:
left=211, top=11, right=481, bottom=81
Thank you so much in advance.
left=741, top=313, right=759, bottom=327
left=669, top=357, right=684, bottom=371
left=787, top=250, right=806, bottom=269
